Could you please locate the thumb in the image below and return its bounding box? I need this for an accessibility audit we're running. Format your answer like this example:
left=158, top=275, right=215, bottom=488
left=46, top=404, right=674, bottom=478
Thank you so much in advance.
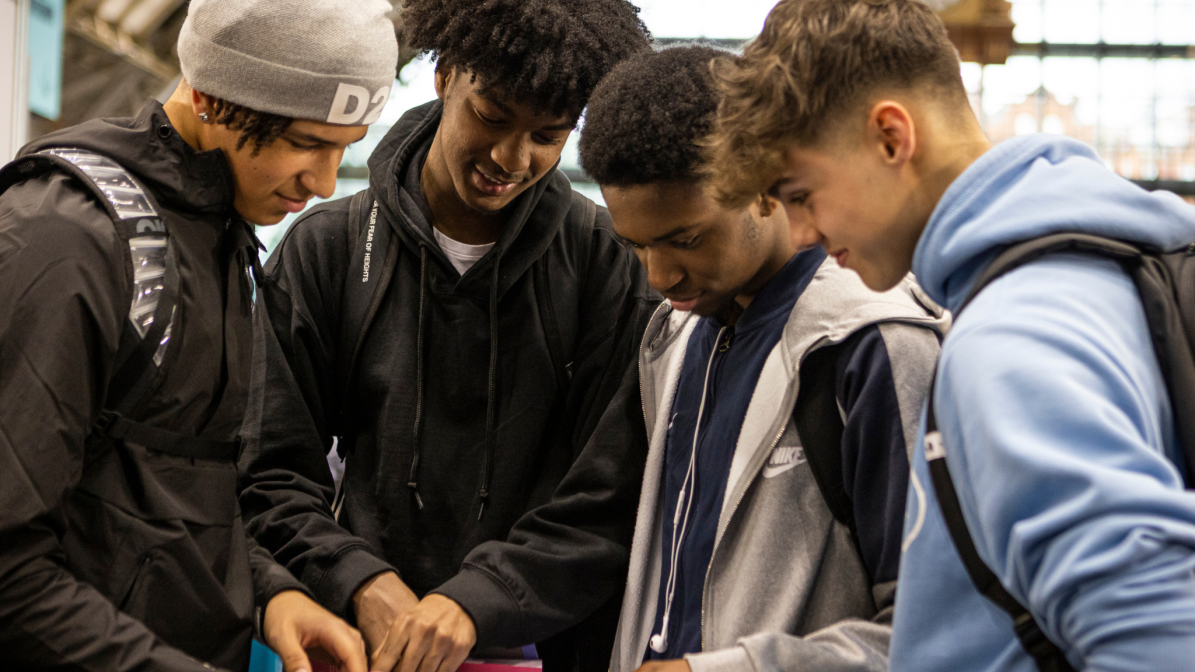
left=272, top=629, right=313, bottom=672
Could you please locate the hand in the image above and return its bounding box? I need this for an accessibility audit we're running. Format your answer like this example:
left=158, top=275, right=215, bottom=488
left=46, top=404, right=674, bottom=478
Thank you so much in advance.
left=369, top=594, right=476, bottom=672
left=353, top=572, right=420, bottom=657
left=633, top=660, right=692, bottom=672
left=263, top=590, right=369, bottom=672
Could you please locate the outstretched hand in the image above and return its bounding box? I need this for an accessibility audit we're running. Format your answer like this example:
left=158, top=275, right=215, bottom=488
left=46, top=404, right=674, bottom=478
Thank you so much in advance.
left=368, top=593, right=476, bottom=672
left=263, top=590, right=369, bottom=672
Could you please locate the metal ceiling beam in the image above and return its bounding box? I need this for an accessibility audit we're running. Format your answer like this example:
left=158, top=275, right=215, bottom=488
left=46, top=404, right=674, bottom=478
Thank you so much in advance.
left=67, top=12, right=177, bottom=80
left=118, top=0, right=183, bottom=39
left=1133, top=180, right=1195, bottom=196
left=653, top=37, right=1195, bottom=60
left=1011, top=42, right=1195, bottom=59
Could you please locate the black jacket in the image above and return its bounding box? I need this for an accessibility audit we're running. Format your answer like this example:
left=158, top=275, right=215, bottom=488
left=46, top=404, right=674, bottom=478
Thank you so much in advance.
left=238, top=101, right=659, bottom=661
left=0, top=102, right=308, bottom=672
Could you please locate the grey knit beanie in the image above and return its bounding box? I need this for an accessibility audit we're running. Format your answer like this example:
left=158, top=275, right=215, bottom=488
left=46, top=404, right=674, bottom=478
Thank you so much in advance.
left=178, top=0, right=399, bottom=125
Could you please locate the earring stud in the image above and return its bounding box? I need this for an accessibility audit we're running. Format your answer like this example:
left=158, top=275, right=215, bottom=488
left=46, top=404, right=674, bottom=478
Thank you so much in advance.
left=198, top=112, right=210, bottom=123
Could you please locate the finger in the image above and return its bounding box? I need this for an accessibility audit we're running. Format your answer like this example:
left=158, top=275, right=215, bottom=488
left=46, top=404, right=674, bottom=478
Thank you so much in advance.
left=415, top=635, right=452, bottom=672
left=271, top=629, right=313, bottom=672
left=396, top=623, right=435, bottom=672
left=434, top=637, right=471, bottom=672
left=308, top=623, right=369, bottom=672
left=415, top=646, right=446, bottom=672
left=370, top=622, right=409, bottom=672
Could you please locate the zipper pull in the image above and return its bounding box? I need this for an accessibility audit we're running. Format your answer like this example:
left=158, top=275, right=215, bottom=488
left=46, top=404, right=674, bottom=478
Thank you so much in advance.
left=718, top=329, right=734, bottom=353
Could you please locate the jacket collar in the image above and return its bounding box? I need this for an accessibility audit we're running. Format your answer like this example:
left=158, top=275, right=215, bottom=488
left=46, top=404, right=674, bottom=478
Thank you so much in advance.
left=22, top=101, right=237, bottom=218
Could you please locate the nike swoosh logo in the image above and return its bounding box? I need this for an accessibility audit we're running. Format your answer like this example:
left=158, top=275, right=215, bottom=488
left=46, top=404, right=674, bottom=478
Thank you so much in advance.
left=762, top=445, right=807, bottom=478
left=762, top=459, right=804, bottom=478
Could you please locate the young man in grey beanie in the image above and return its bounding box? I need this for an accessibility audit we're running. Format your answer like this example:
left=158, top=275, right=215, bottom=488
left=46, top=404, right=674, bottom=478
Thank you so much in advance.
left=0, top=1, right=397, bottom=671
left=237, top=2, right=658, bottom=672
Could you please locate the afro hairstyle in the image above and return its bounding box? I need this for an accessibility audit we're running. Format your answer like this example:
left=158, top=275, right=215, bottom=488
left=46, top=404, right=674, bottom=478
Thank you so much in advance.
left=402, top=0, right=652, bottom=122
left=579, top=45, right=727, bottom=187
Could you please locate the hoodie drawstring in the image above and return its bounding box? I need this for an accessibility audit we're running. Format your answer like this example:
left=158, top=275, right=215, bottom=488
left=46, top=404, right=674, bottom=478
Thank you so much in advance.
left=408, top=244, right=428, bottom=510
left=478, top=256, right=500, bottom=521
left=407, top=243, right=500, bottom=520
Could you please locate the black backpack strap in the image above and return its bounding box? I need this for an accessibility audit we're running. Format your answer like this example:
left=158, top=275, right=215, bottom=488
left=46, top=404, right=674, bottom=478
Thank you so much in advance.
left=1134, top=248, right=1195, bottom=485
left=964, top=232, right=1195, bottom=484
left=924, top=387, right=1076, bottom=672
left=960, top=233, right=1142, bottom=308
left=95, top=410, right=241, bottom=461
left=534, top=193, right=597, bottom=393
left=792, top=344, right=856, bottom=534
left=335, top=189, right=396, bottom=452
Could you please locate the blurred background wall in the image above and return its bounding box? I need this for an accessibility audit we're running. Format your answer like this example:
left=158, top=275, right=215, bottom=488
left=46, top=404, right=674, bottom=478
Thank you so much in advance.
left=3, top=0, right=1194, bottom=256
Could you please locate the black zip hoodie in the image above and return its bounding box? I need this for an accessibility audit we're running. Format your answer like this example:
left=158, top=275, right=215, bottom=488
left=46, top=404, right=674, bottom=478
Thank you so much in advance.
left=238, top=101, right=659, bottom=658
left=0, top=102, right=309, bottom=672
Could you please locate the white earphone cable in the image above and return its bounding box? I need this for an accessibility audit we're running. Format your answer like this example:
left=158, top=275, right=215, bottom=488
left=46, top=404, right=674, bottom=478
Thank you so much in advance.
left=650, top=326, right=725, bottom=654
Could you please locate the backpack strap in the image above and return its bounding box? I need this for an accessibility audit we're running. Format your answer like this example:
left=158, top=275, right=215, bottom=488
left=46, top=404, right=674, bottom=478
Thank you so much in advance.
left=920, top=231, right=1195, bottom=672
left=0, top=149, right=238, bottom=462
left=534, top=192, right=597, bottom=394
left=334, top=189, right=397, bottom=452
left=792, top=344, right=857, bottom=535
left=1136, top=247, right=1195, bottom=483
left=94, top=410, right=241, bottom=461
left=960, top=232, right=1195, bottom=483
left=924, top=375, right=1077, bottom=672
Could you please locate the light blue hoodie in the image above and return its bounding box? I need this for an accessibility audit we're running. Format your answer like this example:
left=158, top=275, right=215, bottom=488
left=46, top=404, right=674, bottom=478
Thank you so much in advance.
left=889, top=135, right=1195, bottom=671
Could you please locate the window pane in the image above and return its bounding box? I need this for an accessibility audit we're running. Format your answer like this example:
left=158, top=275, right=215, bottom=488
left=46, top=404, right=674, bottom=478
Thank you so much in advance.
left=1010, top=0, right=1044, bottom=43
left=1041, top=0, right=1102, bottom=43
left=1101, top=0, right=1158, bottom=44
left=977, top=56, right=1044, bottom=122
left=1158, top=0, right=1195, bottom=44
left=636, top=0, right=776, bottom=38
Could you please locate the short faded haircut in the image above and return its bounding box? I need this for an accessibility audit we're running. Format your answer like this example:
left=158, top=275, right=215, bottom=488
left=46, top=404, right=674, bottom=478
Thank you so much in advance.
left=704, top=0, right=966, bottom=206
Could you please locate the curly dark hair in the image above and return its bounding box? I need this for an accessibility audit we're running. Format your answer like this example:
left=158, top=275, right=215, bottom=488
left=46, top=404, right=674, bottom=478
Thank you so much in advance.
left=579, top=45, right=725, bottom=187
left=402, top=0, right=652, bottom=121
left=211, top=97, right=293, bottom=155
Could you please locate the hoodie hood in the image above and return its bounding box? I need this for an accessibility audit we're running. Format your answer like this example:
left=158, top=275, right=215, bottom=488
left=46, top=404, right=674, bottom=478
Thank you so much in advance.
left=20, top=101, right=236, bottom=217
left=913, top=134, right=1195, bottom=312
left=365, top=100, right=571, bottom=299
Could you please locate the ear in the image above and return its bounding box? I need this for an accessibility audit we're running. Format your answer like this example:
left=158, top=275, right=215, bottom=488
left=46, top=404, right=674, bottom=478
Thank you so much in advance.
left=190, top=88, right=212, bottom=118
left=756, top=192, right=778, bottom=218
left=434, top=66, right=453, bottom=102
left=868, top=101, right=916, bottom=166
